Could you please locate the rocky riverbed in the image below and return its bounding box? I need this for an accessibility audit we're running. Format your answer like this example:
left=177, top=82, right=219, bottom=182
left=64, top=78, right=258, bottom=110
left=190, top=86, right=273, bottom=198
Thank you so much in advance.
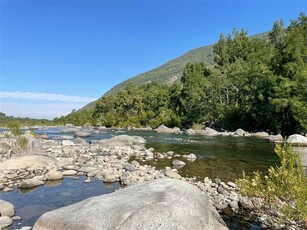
left=0, top=126, right=306, bottom=229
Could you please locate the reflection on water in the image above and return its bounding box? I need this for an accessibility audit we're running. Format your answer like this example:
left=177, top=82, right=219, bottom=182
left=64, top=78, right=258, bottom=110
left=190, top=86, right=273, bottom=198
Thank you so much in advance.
left=0, top=177, right=120, bottom=229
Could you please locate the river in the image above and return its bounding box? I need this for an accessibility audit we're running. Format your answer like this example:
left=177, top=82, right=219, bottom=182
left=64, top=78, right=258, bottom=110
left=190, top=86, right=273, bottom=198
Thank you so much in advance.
left=0, top=128, right=280, bottom=229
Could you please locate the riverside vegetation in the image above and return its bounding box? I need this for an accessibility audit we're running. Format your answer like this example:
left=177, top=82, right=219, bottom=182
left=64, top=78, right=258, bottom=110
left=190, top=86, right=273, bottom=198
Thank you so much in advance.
left=54, top=13, right=307, bottom=136
left=237, top=144, right=307, bottom=227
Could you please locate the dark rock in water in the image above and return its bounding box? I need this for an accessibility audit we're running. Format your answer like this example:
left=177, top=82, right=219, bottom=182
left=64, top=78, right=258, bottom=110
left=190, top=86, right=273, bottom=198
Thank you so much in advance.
left=33, top=179, right=228, bottom=230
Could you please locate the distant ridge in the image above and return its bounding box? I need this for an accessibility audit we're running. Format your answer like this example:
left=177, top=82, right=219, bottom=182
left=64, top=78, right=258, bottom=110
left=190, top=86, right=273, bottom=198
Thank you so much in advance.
left=82, top=32, right=269, bottom=111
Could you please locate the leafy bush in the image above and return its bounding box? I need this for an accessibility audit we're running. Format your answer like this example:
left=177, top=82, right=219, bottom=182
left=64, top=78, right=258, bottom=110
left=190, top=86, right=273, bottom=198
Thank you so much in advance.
left=15, top=136, right=30, bottom=154
left=5, top=121, right=31, bottom=154
left=237, top=144, right=307, bottom=225
left=192, top=123, right=204, bottom=130
left=7, top=121, right=23, bottom=136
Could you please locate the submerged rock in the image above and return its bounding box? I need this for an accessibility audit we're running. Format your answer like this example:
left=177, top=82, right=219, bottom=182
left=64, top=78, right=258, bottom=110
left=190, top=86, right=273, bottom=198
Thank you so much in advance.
left=33, top=179, right=228, bottom=230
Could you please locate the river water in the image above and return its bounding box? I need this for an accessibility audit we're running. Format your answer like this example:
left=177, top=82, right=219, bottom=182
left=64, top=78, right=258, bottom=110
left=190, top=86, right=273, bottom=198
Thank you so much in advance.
left=0, top=128, right=280, bottom=229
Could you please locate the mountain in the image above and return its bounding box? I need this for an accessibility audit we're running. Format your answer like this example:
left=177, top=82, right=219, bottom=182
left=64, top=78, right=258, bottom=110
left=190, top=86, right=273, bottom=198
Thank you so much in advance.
left=106, top=45, right=215, bottom=95
left=82, top=32, right=269, bottom=111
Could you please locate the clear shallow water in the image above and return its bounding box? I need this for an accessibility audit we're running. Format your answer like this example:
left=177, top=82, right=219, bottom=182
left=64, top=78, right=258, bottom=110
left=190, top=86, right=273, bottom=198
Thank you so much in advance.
left=0, top=128, right=280, bottom=229
left=34, top=128, right=279, bottom=182
left=0, top=177, right=120, bottom=229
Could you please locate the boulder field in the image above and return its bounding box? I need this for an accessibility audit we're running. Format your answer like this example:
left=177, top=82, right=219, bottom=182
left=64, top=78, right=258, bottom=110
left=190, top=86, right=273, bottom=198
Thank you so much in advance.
left=33, top=178, right=228, bottom=230
left=1, top=127, right=306, bottom=229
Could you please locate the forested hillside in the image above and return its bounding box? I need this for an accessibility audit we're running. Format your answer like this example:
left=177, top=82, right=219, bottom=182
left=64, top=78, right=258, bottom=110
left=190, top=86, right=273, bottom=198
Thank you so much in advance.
left=82, top=32, right=269, bottom=111
left=0, top=112, right=52, bottom=127
left=57, top=14, right=306, bottom=135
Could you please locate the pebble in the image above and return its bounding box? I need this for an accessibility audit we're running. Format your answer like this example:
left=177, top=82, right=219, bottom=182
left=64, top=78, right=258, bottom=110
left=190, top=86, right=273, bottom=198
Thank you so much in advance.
left=229, top=200, right=239, bottom=210
left=84, top=178, right=92, bottom=183
left=227, top=181, right=237, bottom=188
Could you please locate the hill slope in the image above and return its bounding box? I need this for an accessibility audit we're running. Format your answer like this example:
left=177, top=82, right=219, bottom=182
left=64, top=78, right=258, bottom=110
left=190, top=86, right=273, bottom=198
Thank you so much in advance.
left=106, top=45, right=215, bottom=95
left=82, top=32, right=269, bottom=110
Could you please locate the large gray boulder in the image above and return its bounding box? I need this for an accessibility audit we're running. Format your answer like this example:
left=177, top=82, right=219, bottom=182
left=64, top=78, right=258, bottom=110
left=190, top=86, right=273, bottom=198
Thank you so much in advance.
left=156, top=125, right=178, bottom=134
left=33, top=179, right=228, bottom=230
left=287, top=134, right=307, bottom=146
left=201, top=127, right=219, bottom=136
left=253, top=132, right=269, bottom=138
left=267, top=134, right=283, bottom=142
left=234, top=128, right=246, bottom=136
left=184, top=128, right=196, bottom=135
left=98, top=135, right=146, bottom=147
left=23, top=135, right=46, bottom=154
left=287, top=134, right=307, bottom=169
left=0, top=154, right=58, bottom=171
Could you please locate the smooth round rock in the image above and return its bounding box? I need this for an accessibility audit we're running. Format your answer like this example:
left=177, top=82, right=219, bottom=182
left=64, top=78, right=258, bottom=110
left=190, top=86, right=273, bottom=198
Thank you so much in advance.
left=45, top=170, right=64, bottom=181
left=0, top=199, right=15, bottom=217
left=33, top=179, right=228, bottom=230
left=0, top=216, right=13, bottom=228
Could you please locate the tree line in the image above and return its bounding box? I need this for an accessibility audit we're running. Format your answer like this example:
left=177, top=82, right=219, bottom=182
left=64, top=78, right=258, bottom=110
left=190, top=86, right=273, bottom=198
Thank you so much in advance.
left=55, top=14, right=306, bottom=135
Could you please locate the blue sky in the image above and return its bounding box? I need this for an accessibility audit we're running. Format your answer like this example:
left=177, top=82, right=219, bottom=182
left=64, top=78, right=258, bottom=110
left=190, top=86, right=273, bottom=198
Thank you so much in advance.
left=0, top=0, right=306, bottom=119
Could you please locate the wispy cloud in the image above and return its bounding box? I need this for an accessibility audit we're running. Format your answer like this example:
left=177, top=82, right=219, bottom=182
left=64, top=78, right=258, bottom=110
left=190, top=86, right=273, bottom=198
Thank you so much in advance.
left=0, top=91, right=97, bottom=103
left=0, top=102, right=86, bottom=119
